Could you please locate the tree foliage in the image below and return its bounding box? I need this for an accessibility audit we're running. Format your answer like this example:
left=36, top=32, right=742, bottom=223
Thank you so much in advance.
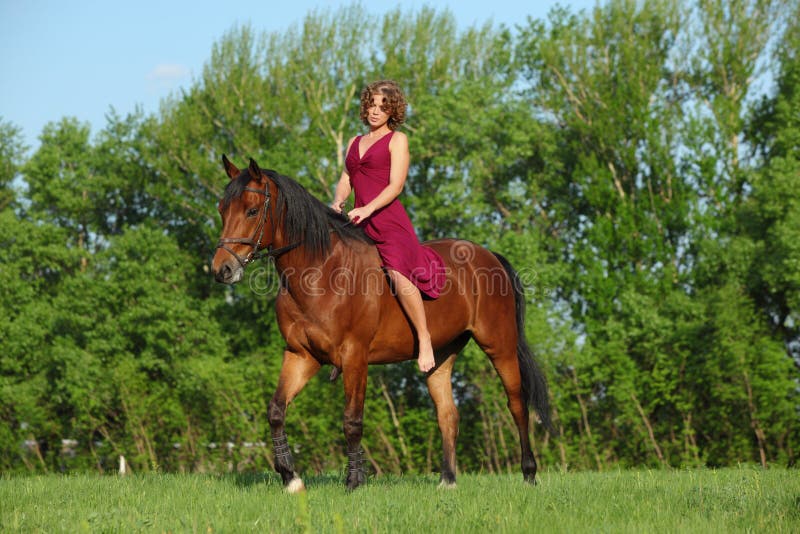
left=1, top=0, right=798, bottom=474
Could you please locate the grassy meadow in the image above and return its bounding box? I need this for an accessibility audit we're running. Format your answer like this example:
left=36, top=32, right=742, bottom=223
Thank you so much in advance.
left=1, top=467, right=798, bottom=533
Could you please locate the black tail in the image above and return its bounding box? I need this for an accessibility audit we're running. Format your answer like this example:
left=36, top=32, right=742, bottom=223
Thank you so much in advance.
left=493, top=252, right=554, bottom=433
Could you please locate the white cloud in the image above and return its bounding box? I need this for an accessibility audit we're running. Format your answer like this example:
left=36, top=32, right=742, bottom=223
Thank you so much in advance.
left=146, top=63, right=190, bottom=82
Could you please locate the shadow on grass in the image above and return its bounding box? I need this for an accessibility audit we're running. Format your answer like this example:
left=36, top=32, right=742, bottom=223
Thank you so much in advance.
left=222, top=471, right=345, bottom=489
left=222, top=471, right=442, bottom=491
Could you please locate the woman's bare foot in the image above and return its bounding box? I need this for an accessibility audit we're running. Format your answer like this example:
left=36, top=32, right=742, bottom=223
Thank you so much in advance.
left=417, top=335, right=435, bottom=372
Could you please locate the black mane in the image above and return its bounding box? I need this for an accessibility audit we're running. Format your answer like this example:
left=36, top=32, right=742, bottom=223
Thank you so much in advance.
left=223, top=168, right=372, bottom=258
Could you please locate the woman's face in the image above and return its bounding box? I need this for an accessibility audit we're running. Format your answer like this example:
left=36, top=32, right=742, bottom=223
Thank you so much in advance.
left=367, top=93, right=390, bottom=129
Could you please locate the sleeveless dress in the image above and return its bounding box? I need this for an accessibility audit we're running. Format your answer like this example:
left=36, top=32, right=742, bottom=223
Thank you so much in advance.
left=345, top=132, right=446, bottom=299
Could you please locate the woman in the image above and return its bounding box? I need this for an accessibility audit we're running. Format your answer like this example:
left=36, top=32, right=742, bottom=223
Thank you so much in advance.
left=332, top=80, right=445, bottom=373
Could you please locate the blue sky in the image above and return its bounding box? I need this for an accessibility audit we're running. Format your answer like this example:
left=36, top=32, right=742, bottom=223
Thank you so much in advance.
left=0, top=0, right=596, bottom=151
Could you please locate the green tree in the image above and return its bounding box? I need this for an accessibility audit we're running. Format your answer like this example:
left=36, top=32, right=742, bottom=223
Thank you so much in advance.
left=516, top=0, right=798, bottom=468
left=0, top=210, right=84, bottom=471
left=517, top=0, right=695, bottom=468
left=4, top=0, right=797, bottom=475
left=0, top=118, right=26, bottom=211
left=23, top=118, right=95, bottom=255
left=683, top=0, right=797, bottom=467
left=745, top=6, right=800, bottom=364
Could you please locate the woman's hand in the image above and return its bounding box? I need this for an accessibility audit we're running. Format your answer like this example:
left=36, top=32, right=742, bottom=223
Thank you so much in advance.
left=331, top=201, right=346, bottom=214
left=347, top=206, right=373, bottom=224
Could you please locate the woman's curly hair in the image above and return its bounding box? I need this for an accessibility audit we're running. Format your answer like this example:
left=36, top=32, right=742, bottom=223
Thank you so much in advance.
left=360, top=80, right=407, bottom=130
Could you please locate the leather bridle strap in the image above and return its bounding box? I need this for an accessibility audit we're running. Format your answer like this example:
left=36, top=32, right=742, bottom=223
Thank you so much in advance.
left=216, top=185, right=290, bottom=268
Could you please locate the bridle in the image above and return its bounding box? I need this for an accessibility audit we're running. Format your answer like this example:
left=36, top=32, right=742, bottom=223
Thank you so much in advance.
left=215, top=183, right=300, bottom=268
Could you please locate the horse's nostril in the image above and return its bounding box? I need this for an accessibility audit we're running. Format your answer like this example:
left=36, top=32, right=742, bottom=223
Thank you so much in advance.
left=215, top=264, right=232, bottom=283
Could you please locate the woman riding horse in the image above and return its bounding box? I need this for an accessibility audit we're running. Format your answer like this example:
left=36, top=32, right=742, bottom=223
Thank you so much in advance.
left=211, top=82, right=552, bottom=492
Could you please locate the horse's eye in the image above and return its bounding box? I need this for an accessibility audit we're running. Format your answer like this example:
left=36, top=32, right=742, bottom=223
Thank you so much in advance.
left=247, top=207, right=259, bottom=218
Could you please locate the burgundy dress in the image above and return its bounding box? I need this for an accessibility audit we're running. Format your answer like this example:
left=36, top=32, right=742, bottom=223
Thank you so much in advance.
left=345, top=132, right=446, bottom=298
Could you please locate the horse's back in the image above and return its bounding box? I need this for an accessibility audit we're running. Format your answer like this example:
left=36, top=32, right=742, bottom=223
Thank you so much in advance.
left=423, top=237, right=516, bottom=331
left=424, top=238, right=514, bottom=298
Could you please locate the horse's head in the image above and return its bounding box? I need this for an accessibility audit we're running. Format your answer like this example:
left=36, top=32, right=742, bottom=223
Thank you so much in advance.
left=212, top=155, right=277, bottom=284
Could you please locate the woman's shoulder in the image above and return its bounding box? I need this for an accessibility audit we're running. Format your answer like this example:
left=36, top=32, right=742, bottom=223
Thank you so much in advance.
left=345, top=135, right=359, bottom=152
left=388, top=130, right=408, bottom=148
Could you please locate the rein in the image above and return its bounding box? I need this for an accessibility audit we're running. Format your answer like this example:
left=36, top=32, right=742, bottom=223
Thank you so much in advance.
left=216, top=185, right=301, bottom=268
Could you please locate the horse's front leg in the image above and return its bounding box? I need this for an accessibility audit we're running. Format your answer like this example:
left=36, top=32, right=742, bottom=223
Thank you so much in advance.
left=342, top=359, right=368, bottom=491
left=268, top=349, right=320, bottom=493
left=427, top=352, right=460, bottom=488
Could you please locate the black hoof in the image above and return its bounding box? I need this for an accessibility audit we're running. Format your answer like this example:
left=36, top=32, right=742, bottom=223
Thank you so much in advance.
left=345, top=469, right=366, bottom=491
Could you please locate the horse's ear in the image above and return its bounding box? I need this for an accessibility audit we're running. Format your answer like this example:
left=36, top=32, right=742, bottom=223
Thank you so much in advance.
left=248, top=158, right=264, bottom=183
left=222, top=154, right=239, bottom=179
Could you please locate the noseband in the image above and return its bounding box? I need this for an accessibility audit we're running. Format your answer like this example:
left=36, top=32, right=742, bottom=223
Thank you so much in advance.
left=216, top=184, right=300, bottom=268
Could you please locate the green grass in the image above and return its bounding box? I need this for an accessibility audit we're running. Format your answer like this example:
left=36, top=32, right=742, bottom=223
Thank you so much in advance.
left=1, top=467, right=798, bottom=533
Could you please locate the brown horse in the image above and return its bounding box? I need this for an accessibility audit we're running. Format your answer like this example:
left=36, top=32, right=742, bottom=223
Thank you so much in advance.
left=211, top=156, right=552, bottom=492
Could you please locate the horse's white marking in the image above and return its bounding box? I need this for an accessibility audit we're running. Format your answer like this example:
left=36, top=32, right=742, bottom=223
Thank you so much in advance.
left=286, top=477, right=306, bottom=494
left=438, top=480, right=457, bottom=490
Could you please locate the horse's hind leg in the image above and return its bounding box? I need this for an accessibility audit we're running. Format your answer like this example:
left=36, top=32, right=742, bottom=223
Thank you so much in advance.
left=342, top=358, right=369, bottom=491
left=427, top=351, right=460, bottom=487
left=268, top=349, right=321, bottom=492
left=473, top=327, right=537, bottom=484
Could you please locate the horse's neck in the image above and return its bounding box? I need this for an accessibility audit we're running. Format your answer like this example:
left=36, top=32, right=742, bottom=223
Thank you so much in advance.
left=274, top=235, right=373, bottom=303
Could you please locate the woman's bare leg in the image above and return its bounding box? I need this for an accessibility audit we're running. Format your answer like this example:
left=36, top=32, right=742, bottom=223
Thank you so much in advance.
left=387, top=269, right=435, bottom=372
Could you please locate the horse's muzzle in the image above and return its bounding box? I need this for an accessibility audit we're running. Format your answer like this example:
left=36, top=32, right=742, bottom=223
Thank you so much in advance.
left=213, top=261, right=243, bottom=284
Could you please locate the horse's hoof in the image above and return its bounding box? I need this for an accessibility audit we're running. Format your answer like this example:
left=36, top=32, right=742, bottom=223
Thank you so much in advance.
left=286, top=477, right=306, bottom=494
left=345, top=472, right=366, bottom=492
left=438, top=480, right=457, bottom=490
left=345, top=481, right=363, bottom=492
